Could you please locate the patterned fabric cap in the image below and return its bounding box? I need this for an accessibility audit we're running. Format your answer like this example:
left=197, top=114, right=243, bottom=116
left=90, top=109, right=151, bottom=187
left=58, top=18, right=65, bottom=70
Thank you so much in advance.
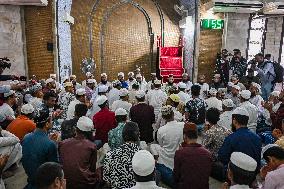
left=161, top=105, right=173, bottom=116
left=30, top=84, right=42, bottom=93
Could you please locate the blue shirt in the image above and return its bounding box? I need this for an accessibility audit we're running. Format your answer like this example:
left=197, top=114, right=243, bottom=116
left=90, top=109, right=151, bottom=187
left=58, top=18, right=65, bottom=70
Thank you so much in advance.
left=218, top=127, right=262, bottom=168
left=22, top=129, right=58, bottom=186
left=120, top=81, right=129, bottom=89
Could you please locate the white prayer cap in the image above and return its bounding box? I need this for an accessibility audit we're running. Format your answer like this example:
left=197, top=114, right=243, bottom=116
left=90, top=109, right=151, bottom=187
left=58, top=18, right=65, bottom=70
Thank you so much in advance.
left=209, top=88, right=217, bottom=95
left=64, top=82, right=73, bottom=88
left=101, top=73, right=107, bottom=77
left=115, top=108, right=127, bottom=116
left=87, top=79, right=96, bottom=84
left=136, top=74, right=142, bottom=78
left=118, top=72, right=124, bottom=77
left=4, top=90, right=15, bottom=98
left=240, top=90, right=251, bottom=100
left=76, top=88, right=86, bottom=96
left=128, top=72, right=134, bottom=76
left=21, top=104, right=34, bottom=114
left=154, top=80, right=161, bottom=85
left=230, top=152, right=257, bottom=172
left=98, top=85, right=109, bottom=93
left=119, top=88, right=129, bottom=97
left=232, top=107, right=249, bottom=117
left=132, top=150, right=155, bottom=176
left=232, top=85, right=241, bottom=91
left=96, top=95, right=108, bottom=105
left=237, top=83, right=246, bottom=91
left=227, top=82, right=234, bottom=87
left=50, top=74, right=56, bottom=78
left=261, top=144, right=279, bottom=159
left=46, top=78, right=54, bottom=84
left=223, top=99, right=235, bottom=108
left=161, top=105, right=173, bottom=116
left=251, top=82, right=261, bottom=92
left=182, top=73, right=188, bottom=77
left=76, top=116, right=93, bottom=132
left=86, top=72, right=92, bottom=77
left=10, top=80, right=20, bottom=85
left=135, top=90, right=145, bottom=98
left=271, top=91, right=281, bottom=97
left=218, top=88, right=227, bottom=93
left=178, top=82, right=187, bottom=89
left=70, top=75, right=76, bottom=78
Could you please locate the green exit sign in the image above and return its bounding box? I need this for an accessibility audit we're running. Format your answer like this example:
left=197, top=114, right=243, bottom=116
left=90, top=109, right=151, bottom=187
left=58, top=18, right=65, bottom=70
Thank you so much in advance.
left=201, top=19, right=224, bottom=29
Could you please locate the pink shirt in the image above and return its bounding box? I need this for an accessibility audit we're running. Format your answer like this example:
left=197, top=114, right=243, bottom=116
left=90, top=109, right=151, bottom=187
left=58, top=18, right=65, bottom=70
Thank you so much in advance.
left=262, top=164, right=284, bottom=189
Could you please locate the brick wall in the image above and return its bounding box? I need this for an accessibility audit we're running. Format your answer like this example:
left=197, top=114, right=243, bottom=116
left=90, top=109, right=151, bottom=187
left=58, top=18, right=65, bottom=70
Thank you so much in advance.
left=71, top=0, right=181, bottom=81
left=24, top=0, right=54, bottom=79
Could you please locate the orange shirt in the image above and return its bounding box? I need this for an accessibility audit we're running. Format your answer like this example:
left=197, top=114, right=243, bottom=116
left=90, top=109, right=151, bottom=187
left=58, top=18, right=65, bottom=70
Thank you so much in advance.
left=7, top=115, right=36, bottom=141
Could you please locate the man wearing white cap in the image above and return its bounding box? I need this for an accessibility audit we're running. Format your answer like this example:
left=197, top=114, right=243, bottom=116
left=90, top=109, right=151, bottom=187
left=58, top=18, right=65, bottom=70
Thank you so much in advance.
left=81, top=72, right=93, bottom=88
left=50, top=74, right=61, bottom=92
left=66, top=88, right=86, bottom=120
left=97, top=73, right=112, bottom=91
left=218, top=99, right=235, bottom=130
left=108, top=108, right=128, bottom=150
left=58, top=82, right=75, bottom=119
left=146, top=80, right=167, bottom=121
left=127, top=72, right=136, bottom=90
left=239, top=90, right=258, bottom=132
left=205, top=88, right=222, bottom=111
left=0, top=90, right=17, bottom=126
left=127, top=150, right=165, bottom=189
left=111, top=88, right=132, bottom=112
left=225, top=152, right=257, bottom=189
left=130, top=90, right=155, bottom=143
left=108, top=80, right=121, bottom=107
left=29, top=84, right=44, bottom=114
left=136, top=74, right=147, bottom=91
left=85, top=79, right=97, bottom=101
left=177, top=82, right=191, bottom=104
left=118, top=72, right=129, bottom=89
left=217, top=107, right=261, bottom=181
left=181, top=73, right=193, bottom=92
left=59, top=116, right=98, bottom=188
left=249, top=82, right=264, bottom=110
left=6, top=104, right=36, bottom=141
left=226, top=85, right=241, bottom=107
left=88, top=85, right=109, bottom=118
left=196, top=75, right=210, bottom=99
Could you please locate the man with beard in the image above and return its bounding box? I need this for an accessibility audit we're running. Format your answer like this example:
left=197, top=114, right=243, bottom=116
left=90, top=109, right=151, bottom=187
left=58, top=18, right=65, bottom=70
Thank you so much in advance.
left=146, top=73, right=157, bottom=92
left=196, top=75, right=209, bottom=99
left=163, top=74, right=177, bottom=94
left=225, top=85, right=241, bottom=107
left=216, top=107, right=261, bottom=181
left=181, top=73, right=193, bottom=93
left=118, top=72, right=129, bottom=89
left=210, top=74, right=224, bottom=90
left=127, top=72, right=136, bottom=90
left=97, top=73, right=112, bottom=91
left=135, top=74, right=147, bottom=92
left=249, top=82, right=263, bottom=110
left=240, top=68, right=261, bottom=90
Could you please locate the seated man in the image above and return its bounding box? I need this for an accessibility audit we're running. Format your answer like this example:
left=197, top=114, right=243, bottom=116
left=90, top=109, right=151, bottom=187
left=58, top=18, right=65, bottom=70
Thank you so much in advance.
left=260, top=145, right=284, bottom=189
left=128, top=150, right=165, bottom=189
left=224, top=152, right=257, bottom=189
left=174, top=123, right=212, bottom=189
left=150, top=105, right=184, bottom=187
left=0, top=128, right=22, bottom=175
left=0, top=90, right=17, bottom=129
left=59, top=116, right=97, bottom=189
left=218, top=99, right=235, bottom=131
left=35, top=162, right=66, bottom=189
left=7, top=104, right=36, bottom=141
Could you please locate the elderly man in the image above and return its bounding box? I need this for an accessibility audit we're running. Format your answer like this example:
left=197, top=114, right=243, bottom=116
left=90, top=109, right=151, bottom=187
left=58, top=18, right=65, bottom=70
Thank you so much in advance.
left=59, top=116, right=98, bottom=189
left=226, top=85, right=241, bottom=107
left=66, top=88, right=86, bottom=120
left=118, top=72, right=128, bottom=89
left=239, top=90, right=258, bottom=133
left=249, top=82, right=263, bottom=109
left=127, top=72, right=136, bottom=90
left=177, top=82, right=191, bottom=104
left=130, top=90, right=155, bottom=143
left=150, top=105, right=184, bottom=187
left=206, top=88, right=222, bottom=111
left=129, top=150, right=165, bottom=189
left=7, top=104, right=36, bottom=141
left=174, top=123, right=212, bottom=189
left=0, top=90, right=17, bottom=128
left=146, top=80, right=167, bottom=121
left=218, top=99, right=235, bottom=130
left=111, top=88, right=132, bottom=112
left=58, top=82, right=75, bottom=119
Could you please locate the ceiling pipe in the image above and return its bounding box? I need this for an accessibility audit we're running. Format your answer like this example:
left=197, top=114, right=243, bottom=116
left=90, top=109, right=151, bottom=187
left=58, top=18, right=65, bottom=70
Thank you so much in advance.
left=0, top=0, right=48, bottom=6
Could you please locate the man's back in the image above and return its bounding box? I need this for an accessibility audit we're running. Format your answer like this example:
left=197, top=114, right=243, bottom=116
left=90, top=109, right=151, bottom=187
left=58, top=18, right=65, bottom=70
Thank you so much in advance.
left=174, top=143, right=212, bottom=189
left=93, top=107, right=116, bottom=143
left=239, top=101, right=258, bottom=132
left=59, top=137, right=97, bottom=188
left=7, top=115, right=36, bottom=141
left=218, top=127, right=261, bottom=168
left=130, top=103, right=155, bottom=143
left=22, top=129, right=58, bottom=185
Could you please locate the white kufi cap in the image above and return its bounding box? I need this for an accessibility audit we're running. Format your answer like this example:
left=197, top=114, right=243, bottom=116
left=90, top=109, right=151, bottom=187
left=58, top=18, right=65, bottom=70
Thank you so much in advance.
left=223, top=99, right=235, bottom=108
left=232, top=85, right=241, bottom=91
left=251, top=82, right=261, bottom=92
left=240, top=90, right=251, bottom=100
left=135, top=90, right=145, bottom=98
left=132, top=150, right=155, bottom=176
left=230, top=152, right=257, bottom=172
left=4, top=90, right=15, bottom=98
left=115, top=108, right=127, bottom=116
left=271, top=91, right=280, bottom=98
left=96, top=95, right=108, bottom=105
left=119, top=88, right=129, bottom=97
left=209, top=88, right=217, bottom=95
left=76, top=116, right=93, bottom=132
left=118, top=72, right=124, bottom=77
left=76, top=88, right=86, bottom=96
left=232, top=107, right=249, bottom=117
left=46, top=78, right=54, bottom=84
left=178, top=82, right=187, bottom=89
left=21, top=104, right=35, bottom=114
